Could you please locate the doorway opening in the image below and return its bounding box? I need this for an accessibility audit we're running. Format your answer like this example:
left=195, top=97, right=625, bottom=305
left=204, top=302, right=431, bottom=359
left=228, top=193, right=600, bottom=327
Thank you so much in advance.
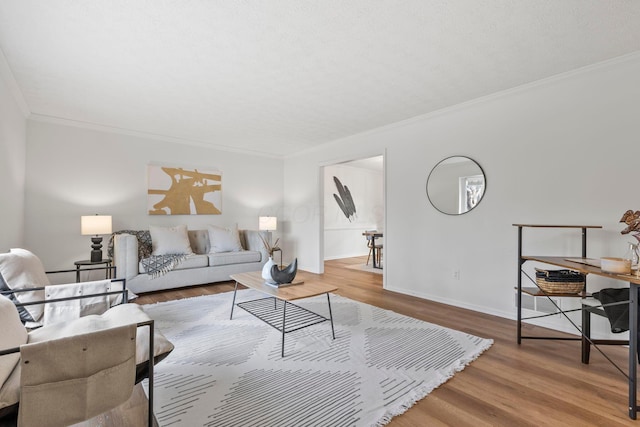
left=321, top=155, right=385, bottom=278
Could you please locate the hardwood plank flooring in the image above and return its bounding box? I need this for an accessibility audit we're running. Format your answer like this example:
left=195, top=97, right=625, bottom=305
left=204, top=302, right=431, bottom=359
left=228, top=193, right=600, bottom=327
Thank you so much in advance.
left=80, top=256, right=637, bottom=426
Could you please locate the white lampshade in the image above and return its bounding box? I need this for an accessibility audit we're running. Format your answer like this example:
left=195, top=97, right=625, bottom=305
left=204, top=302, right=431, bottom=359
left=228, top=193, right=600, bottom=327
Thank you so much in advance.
left=81, top=215, right=113, bottom=235
left=259, top=216, right=277, bottom=231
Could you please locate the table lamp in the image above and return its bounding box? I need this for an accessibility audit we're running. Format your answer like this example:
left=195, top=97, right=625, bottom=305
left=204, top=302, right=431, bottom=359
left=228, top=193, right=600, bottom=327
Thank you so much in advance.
left=81, top=215, right=112, bottom=262
left=259, top=216, right=277, bottom=250
left=259, top=216, right=277, bottom=232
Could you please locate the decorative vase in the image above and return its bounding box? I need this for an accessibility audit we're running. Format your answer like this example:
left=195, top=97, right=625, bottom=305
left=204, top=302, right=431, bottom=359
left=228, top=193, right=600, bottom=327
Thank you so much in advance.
left=262, top=256, right=277, bottom=284
left=624, top=242, right=640, bottom=274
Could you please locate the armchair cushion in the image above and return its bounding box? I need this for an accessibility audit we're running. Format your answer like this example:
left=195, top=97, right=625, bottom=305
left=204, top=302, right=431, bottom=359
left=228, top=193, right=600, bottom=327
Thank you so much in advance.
left=0, top=364, right=19, bottom=418
left=0, top=272, right=33, bottom=327
left=28, top=303, right=174, bottom=369
left=0, top=295, right=27, bottom=394
left=0, top=249, right=50, bottom=323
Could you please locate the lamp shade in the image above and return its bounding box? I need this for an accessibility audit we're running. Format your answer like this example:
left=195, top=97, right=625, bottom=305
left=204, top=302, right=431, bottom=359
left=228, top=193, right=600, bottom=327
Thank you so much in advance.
left=81, top=215, right=112, bottom=235
left=259, top=216, right=277, bottom=231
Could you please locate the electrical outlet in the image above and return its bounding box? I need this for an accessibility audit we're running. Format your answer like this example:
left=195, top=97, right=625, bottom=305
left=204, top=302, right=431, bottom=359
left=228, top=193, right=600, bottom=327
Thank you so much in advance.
left=453, top=269, right=460, bottom=280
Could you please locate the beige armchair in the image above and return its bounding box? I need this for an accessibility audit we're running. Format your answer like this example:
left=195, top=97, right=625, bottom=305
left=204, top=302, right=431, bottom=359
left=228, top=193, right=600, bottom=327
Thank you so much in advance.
left=0, top=290, right=173, bottom=427
left=0, top=249, right=174, bottom=427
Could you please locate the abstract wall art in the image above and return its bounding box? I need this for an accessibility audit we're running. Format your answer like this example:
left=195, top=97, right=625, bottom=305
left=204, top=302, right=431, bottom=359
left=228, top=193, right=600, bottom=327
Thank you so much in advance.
left=147, top=165, right=222, bottom=215
left=333, top=176, right=357, bottom=222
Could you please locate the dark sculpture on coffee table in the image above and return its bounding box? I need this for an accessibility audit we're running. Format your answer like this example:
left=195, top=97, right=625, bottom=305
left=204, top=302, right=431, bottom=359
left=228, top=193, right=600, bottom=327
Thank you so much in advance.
left=270, top=258, right=298, bottom=284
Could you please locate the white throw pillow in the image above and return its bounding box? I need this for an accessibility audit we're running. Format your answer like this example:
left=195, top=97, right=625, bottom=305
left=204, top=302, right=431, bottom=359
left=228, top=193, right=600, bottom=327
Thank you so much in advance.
left=0, top=294, right=28, bottom=391
left=0, top=248, right=50, bottom=323
left=208, top=224, right=243, bottom=253
left=149, top=225, right=194, bottom=256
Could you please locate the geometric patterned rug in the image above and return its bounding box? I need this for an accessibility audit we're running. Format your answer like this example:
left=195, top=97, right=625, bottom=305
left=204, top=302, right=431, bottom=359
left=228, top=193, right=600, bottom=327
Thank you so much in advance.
left=142, top=290, right=492, bottom=426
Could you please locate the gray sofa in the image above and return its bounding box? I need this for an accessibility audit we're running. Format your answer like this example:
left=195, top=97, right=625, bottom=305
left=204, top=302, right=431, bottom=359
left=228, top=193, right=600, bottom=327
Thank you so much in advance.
left=112, top=229, right=268, bottom=294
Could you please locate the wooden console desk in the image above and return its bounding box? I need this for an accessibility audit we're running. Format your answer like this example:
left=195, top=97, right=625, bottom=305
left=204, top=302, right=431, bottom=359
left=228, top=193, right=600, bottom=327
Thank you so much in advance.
left=515, top=224, right=640, bottom=419
left=522, top=255, right=640, bottom=419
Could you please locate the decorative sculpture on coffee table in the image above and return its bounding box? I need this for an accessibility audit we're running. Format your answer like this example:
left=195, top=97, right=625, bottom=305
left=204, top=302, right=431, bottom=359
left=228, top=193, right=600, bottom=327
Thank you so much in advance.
left=271, top=258, right=298, bottom=284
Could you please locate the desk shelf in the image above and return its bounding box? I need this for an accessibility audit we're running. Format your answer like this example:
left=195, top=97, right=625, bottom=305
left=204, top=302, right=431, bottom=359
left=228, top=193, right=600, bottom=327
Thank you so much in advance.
left=520, top=287, right=590, bottom=298
left=514, top=224, right=602, bottom=343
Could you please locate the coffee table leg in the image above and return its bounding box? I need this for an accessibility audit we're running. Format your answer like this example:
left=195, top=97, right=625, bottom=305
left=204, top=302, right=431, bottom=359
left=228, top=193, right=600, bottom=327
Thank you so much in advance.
left=230, top=281, right=238, bottom=320
left=327, top=293, right=335, bottom=339
left=281, top=301, right=287, bottom=357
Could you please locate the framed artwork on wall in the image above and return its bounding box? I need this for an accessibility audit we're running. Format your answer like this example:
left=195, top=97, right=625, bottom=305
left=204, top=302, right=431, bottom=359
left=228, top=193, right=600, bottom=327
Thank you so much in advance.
left=147, top=165, right=222, bottom=215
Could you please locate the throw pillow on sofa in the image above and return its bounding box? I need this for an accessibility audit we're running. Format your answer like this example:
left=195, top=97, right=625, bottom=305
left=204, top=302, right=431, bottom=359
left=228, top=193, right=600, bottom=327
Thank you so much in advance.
left=149, top=225, right=194, bottom=256
left=207, top=224, right=243, bottom=253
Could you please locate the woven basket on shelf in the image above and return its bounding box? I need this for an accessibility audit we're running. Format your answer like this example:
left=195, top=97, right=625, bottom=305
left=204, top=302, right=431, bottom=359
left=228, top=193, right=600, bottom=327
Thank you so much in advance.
left=534, top=268, right=585, bottom=295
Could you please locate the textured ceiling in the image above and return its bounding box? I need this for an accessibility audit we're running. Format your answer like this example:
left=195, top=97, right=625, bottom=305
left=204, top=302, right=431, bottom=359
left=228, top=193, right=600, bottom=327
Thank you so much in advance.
left=1, top=1, right=639, bottom=157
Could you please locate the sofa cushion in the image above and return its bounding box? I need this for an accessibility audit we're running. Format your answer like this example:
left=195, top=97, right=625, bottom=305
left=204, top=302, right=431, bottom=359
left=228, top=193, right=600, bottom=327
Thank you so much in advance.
left=207, top=225, right=243, bottom=253
left=188, top=230, right=210, bottom=255
left=208, top=250, right=261, bottom=267
left=0, top=249, right=50, bottom=323
left=139, top=254, right=209, bottom=273
left=149, top=225, right=193, bottom=256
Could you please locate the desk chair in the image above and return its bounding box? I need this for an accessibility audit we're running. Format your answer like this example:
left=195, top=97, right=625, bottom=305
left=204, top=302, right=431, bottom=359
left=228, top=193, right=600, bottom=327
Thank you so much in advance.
left=581, top=298, right=629, bottom=364
left=581, top=288, right=640, bottom=364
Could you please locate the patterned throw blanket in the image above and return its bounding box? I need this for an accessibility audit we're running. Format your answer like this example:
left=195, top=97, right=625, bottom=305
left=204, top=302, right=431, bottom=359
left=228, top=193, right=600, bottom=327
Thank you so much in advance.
left=140, top=254, right=189, bottom=279
left=108, top=230, right=188, bottom=279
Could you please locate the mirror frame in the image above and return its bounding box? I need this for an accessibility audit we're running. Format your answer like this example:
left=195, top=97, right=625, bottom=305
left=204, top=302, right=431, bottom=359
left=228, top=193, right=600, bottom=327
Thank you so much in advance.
left=426, top=156, right=486, bottom=215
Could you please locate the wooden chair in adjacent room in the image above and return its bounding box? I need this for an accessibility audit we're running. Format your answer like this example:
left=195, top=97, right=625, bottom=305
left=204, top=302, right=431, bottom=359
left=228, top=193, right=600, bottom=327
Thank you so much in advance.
left=365, top=230, right=383, bottom=267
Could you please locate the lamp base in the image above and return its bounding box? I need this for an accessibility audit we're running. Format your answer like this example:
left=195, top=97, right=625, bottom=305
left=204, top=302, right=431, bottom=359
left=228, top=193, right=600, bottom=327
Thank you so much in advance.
left=90, top=236, right=103, bottom=262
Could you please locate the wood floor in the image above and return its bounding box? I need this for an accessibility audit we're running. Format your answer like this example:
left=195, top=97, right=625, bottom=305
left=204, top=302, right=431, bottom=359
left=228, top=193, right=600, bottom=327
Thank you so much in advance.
left=82, top=256, right=637, bottom=426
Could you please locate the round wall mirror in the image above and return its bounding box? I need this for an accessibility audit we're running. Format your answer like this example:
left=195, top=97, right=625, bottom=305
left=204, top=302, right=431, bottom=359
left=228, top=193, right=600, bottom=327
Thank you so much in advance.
left=426, top=156, right=486, bottom=215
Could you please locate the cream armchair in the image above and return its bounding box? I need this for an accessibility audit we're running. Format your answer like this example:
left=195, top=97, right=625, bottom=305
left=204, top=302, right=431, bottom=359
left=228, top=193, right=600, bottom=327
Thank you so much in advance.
left=0, top=289, right=173, bottom=427
left=0, top=249, right=174, bottom=426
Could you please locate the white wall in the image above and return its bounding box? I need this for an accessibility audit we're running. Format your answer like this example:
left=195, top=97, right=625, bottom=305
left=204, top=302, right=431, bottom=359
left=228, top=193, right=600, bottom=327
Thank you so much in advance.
left=0, top=63, right=27, bottom=250
left=324, top=163, right=383, bottom=260
left=284, top=53, right=640, bottom=337
left=25, top=121, right=284, bottom=275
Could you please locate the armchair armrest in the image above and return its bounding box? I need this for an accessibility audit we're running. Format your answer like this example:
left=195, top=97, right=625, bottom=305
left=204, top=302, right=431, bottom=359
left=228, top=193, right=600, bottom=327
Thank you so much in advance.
left=1, top=279, right=128, bottom=328
left=0, top=279, right=128, bottom=309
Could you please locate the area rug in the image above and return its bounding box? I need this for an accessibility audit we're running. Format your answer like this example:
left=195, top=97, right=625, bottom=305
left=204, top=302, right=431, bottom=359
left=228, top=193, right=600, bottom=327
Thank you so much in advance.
left=345, top=263, right=384, bottom=275
left=142, top=290, right=492, bottom=426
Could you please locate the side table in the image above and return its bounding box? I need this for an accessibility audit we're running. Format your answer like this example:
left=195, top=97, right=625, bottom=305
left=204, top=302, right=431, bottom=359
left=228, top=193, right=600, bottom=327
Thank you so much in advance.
left=74, top=259, right=113, bottom=282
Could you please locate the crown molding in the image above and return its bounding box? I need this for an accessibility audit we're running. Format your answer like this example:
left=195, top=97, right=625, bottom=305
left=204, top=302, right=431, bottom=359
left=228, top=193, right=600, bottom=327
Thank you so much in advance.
left=28, top=113, right=283, bottom=160
left=0, top=47, right=30, bottom=117
left=287, top=50, right=640, bottom=160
